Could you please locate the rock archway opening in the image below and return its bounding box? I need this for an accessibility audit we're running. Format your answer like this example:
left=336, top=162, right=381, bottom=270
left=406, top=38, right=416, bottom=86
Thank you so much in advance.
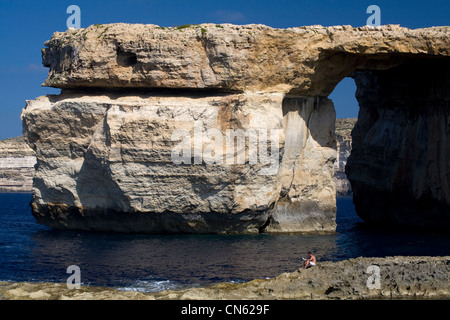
left=326, top=57, right=450, bottom=230
left=344, top=58, right=450, bottom=230
left=329, top=77, right=359, bottom=199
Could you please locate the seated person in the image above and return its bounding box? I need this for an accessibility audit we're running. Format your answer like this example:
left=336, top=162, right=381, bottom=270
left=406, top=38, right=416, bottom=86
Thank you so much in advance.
left=302, top=252, right=316, bottom=269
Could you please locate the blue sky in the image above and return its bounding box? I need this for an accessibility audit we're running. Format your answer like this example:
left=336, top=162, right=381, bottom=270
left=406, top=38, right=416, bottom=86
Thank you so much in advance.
left=0, top=0, right=449, bottom=139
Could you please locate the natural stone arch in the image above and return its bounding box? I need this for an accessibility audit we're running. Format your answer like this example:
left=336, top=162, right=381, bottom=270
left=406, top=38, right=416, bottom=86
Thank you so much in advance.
left=280, top=52, right=450, bottom=230
left=22, top=23, right=450, bottom=233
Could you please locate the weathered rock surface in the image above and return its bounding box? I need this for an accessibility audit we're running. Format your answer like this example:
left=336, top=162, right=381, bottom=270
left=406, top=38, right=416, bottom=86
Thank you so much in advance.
left=0, top=281, right=153, bottom=300
left=0, top=136, right=36, bottom=192
left=1, top=256, right=449, bottom=300
left=42, top=24, right=450, bottom=96
left=334, top=118, right=356, bottom=196
left=22, top=92, right=336, bottom=233
left=22, top=23, right=450, bottom=232
left=153, top=256, right=450, bottom=300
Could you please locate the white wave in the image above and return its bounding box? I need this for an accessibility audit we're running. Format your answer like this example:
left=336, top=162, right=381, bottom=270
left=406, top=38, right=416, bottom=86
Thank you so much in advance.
left=115, top=279, right=180, bottom=293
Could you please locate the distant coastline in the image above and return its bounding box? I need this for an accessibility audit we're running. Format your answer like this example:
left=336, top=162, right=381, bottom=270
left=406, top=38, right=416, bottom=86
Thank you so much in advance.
left=0, top=136, right=35, bottom=193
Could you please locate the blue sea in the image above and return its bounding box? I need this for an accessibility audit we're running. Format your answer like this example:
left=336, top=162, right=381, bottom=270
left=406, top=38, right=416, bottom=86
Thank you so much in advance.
left=1, top=193, right=449, bottom=293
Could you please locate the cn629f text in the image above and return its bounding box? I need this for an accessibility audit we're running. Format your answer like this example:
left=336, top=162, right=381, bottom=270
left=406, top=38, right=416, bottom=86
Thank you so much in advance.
left=181, top=303, right=270, bottom=317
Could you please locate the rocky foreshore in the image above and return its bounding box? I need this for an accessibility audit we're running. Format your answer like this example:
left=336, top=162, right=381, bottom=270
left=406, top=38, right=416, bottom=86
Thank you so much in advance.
left=1, top=256, right=449, bottom=300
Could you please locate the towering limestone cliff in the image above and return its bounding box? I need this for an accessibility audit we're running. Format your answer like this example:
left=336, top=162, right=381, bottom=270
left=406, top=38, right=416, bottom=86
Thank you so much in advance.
left=0, top=137, right=36, bottom=193
left=21, top=23, right=450, bottom=233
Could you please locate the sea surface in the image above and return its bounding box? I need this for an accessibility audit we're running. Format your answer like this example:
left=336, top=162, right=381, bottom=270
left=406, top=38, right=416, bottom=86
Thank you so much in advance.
left=1, top=193, right=450, bottom=293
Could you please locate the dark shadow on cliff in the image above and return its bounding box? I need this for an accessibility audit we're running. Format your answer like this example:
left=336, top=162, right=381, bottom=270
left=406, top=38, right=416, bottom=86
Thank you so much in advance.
left=346, top=58, right=450, bottom=231
left=76, top=147, right=131, bottom=216
left=59, top=87, right=242, bottom=99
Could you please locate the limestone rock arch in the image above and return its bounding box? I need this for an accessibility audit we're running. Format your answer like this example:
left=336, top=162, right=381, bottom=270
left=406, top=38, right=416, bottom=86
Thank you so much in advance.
left=21, top=23, right=450, bottom=232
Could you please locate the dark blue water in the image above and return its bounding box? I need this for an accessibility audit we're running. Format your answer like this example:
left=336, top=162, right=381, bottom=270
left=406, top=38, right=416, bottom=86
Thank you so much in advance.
left=1, top=193, right=450, bottom=292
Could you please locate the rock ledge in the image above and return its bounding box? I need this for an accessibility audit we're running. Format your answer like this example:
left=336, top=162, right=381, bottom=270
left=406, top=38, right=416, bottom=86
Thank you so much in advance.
left=1, top=256, right=449, bottom=300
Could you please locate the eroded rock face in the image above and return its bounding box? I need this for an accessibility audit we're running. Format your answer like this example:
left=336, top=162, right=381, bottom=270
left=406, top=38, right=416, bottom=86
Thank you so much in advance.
left=23, top=92, right=336, bottom=233
left=42, top=24, right=450, bottom=95
left=22, top=23, right=450, bottom=233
